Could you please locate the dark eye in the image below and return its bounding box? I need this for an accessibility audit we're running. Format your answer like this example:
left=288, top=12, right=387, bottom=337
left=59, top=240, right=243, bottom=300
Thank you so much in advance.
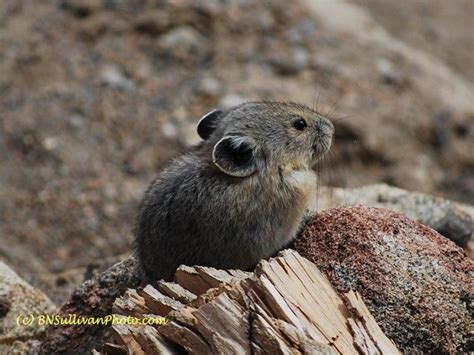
left=293, top=118, right=307, bottom=131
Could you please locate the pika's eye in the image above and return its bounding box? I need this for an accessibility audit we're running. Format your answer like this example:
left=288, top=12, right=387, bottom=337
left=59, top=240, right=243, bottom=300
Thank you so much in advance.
left=293, top=118, right=307, bottom=131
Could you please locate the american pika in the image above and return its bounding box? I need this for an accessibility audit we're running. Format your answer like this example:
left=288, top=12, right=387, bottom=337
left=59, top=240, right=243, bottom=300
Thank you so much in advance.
left=134, top=101, right=334, bottom=281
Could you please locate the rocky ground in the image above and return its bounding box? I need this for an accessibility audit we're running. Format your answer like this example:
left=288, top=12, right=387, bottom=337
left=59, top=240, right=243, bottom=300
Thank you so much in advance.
left=0, top=0, right=473, bottom=307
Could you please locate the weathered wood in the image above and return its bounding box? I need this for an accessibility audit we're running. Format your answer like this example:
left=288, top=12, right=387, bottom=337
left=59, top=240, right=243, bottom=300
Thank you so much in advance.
left=111, top=318, right=146, bottom=355
left=174, top=265, right=249, bottom=296
left=227, top=269, right=253, bottom=279
left=193, top=292, right=250, bottom=354
left=344, top=291, right=400, bottom=355
left=158, top=320, right=212, bottom=354
left=113, top=288, right=150, bottom=317
left=128, top=324, right=175, bottom=354
left=139, top=285, right=184, bottom=316
left=252, top=313, right=291, bottom=354
left=156, top=281, right=197, bottom=304
left=109, top=250, right=400, bottom=354
left=101, top=342, right=127, bottom=354
left=174, top=265, right=214, bottom=295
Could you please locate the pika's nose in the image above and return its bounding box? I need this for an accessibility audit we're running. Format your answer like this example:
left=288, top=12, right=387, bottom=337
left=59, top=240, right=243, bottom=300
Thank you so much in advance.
left=315, top=117, right=334, bottom=136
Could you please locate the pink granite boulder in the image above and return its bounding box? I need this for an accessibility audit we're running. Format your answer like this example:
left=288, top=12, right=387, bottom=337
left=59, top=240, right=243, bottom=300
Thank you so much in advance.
left=294, top=206, right=473, bottom=354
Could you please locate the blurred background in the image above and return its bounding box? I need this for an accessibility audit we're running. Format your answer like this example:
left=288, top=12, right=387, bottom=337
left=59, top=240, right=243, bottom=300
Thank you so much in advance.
left=0, top=0, right=473, bottom=304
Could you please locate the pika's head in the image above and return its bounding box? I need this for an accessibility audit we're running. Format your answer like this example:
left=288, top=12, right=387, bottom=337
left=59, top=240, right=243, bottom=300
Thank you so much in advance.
left=197, top=101, right=334, bottom=177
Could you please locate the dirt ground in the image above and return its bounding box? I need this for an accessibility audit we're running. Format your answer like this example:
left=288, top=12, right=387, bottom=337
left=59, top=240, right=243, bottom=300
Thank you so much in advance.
left=0, top=0, right=473, bottom=304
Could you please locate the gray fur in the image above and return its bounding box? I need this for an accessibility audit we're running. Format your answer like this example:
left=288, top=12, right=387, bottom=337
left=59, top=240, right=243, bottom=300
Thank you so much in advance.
left=134, top=101, right=334, bottom=281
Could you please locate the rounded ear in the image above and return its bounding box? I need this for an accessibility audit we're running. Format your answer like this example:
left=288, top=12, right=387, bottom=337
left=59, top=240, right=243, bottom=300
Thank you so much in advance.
left=212, top=136, right=258, bottom=177
left=197, top=109, right=224, bottom=140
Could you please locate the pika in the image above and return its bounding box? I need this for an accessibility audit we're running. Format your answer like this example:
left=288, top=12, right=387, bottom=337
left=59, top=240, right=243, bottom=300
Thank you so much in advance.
left=134, top=101, right=334, bottom=281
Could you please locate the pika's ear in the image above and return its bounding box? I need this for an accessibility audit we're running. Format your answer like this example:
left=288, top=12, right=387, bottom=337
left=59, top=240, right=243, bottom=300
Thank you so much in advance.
left=212, top=136, right=258, bottom=177
left=197, top=109, right=224, bottom=140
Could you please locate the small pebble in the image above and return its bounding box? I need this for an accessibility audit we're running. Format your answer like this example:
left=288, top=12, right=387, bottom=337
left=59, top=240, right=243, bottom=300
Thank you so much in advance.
left=196, top=76, right=221, bottom=96
left=219, top=94, right=249, bottom=109
left=67, top=113, right=85, bottom=128
left=101, top=65, right=135, bottom=91
left=375, top=57, right=401, bottom=85
left=161, top=122, right=179, bottom=138
left=159, top=26, right=207, bottom=59
left=43, top=137, right=58, bottom=151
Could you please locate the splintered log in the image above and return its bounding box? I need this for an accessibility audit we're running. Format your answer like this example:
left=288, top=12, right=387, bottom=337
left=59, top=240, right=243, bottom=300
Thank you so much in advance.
left=104, top=250, right=399, bottom=354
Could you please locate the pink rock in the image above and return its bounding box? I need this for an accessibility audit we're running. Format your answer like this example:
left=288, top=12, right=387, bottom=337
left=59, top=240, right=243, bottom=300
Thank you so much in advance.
left=294, top=205, right=473, bottom=353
